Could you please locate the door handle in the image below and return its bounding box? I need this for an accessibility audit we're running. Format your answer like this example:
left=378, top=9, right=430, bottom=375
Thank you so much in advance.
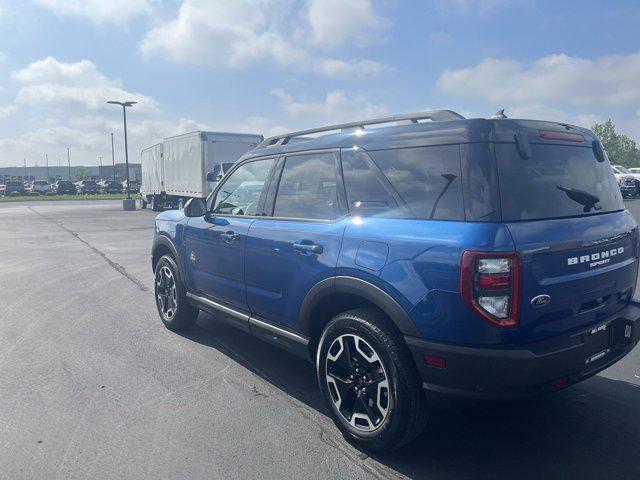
left=220, top=231, right=238, bottom=243
left=293, top=242, right=323, bottom=255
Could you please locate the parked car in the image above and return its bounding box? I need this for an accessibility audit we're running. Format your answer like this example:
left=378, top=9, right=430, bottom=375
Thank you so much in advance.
left=612, top=165, right=640, bottom=196
left=151, top=110, right=640, bottom=452
left=52, top=180, right=77, bottom=195
left=629, top=168, right=640, bottom=174
left=122, top=180, right=140, bottom=194
left=99, top=180, right=123, bottom=194
left=26, top=180, right=52, bottom=195
left=611, top=165, right=637, bottom=197
left=3, top=180, right=26, bottom=196
left=75, top=180, right=99, bottom=194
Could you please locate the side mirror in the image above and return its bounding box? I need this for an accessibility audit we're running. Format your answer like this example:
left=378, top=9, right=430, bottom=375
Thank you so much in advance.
left=183, top=198, right=207, bottom=217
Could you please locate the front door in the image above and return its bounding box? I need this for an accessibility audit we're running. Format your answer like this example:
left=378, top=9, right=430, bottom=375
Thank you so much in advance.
left=184, top=157, right=275, bottom=313
left=245, top=151, right=348, bottom=331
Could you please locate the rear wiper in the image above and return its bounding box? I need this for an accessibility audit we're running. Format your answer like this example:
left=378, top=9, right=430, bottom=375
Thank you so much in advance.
left=557, top=185, right=601, bottom=213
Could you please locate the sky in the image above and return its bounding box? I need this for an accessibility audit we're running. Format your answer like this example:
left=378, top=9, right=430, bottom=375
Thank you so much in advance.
left=0, top=0, right=639, bottom=168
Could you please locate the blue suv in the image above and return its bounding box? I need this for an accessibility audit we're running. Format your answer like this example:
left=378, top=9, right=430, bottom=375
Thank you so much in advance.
left=152, top=110, right=640, bottom=451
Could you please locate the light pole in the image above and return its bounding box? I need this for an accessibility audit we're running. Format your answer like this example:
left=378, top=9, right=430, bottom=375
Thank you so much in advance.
left=107, top=101, right=136, bottom=204
left=23, top=158, right=27, bottom=179
left=67, top=148, right=71, bottom=181
left=110, top=133, right=116, bottom=181
left=45, top=154, right=49, bottom=182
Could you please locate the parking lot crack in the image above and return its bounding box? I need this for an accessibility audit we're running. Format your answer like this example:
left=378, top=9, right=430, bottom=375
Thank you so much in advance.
left=27, top=206, right=149, bottom=292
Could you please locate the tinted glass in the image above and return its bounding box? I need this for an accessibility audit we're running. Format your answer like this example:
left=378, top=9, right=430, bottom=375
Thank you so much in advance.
left=212, top=159, right=273, bottom=215
left=341, top=148, right=399, bottom=217
left=273, top=153, right=342, bottom=220
left=496, top=143, right=624, bottom=221
left=369, top=145, right=464, bottom=220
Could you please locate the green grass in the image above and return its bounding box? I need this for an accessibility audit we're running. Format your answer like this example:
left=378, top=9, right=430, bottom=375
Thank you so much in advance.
left=0, top=193, right=133, bottom=202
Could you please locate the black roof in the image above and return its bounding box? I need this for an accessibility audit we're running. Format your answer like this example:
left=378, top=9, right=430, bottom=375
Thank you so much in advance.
left=242, top=116, right=597, bottom=162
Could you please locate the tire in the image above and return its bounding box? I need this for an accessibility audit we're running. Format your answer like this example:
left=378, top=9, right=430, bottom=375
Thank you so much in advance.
left=177, top=198, right=184, bottom=210
left=151, top=195, right=160, bottom=212
left=140, top=197, right=147, bottom=209
left=154, top=254, right=198, bottom=331
left=317, top=308, right=428, bottom=452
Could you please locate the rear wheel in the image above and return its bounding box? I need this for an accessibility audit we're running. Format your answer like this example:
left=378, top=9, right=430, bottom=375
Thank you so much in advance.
left=317, top=308, right=428, bottom=452
left=151, top=195, right=161, bottom=212
left=154, top=255, right=197, bottom=331
left=140, top=197, right=147, bottom=209
left=177, top=198, right=184, bottom=210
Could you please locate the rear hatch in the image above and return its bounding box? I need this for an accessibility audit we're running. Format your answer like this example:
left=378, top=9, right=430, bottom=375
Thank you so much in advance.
left=494, top=122, right=639, bottom=343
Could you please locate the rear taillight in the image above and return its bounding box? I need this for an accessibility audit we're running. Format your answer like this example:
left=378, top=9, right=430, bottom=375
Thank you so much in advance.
left=460, top=251, right=521, bottom=328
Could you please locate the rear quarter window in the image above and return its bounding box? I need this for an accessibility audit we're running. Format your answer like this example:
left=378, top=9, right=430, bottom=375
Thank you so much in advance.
left=368, top=145, right=464, bottom=221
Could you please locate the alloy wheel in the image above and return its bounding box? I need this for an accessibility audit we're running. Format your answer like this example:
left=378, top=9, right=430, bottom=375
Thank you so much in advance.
left=325, top=334, right=390, bottom=432
left=156, top=265, right=178, bottom=320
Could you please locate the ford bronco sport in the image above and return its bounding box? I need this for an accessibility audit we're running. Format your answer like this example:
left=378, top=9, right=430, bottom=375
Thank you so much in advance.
left=151, top=110, right=640, bottom=452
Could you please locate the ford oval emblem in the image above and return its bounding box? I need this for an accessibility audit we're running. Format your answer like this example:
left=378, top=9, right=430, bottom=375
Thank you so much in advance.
left=531, top=294, right=551, bottom=307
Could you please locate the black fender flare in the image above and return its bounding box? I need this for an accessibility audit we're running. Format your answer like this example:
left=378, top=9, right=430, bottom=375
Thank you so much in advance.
left=151, top=235, right=186, bottom=283
left=298, top=276, right=422, bottom=338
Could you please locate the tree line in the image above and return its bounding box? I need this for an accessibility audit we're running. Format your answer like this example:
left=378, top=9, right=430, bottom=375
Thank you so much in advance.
left=592, top=120, right=639, bottom=167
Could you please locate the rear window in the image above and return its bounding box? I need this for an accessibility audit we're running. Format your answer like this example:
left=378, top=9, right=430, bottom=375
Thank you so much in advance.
left=368, top=145, right=464, bottom=221
left=495, top=143, right=624, bottom=221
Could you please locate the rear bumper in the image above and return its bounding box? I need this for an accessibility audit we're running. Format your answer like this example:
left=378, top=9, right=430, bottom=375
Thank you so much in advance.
left=406, top=301, right=640, bottom=399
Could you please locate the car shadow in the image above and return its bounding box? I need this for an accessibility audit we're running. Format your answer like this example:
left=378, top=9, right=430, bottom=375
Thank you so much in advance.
left=179, top=311, right=640, bottom=480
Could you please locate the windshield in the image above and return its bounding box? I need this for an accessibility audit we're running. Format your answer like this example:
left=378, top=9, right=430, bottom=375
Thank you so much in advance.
left=496, top=143, right=624, bottom=221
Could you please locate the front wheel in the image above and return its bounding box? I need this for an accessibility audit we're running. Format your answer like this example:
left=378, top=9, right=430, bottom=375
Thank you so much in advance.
left=154, top=255, right=198, bottom=331
left=317, top=308, right=428, bottom=452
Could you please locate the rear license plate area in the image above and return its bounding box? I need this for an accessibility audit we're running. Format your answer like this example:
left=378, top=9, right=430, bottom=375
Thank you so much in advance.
left=583, top=322, right=612, bottom=366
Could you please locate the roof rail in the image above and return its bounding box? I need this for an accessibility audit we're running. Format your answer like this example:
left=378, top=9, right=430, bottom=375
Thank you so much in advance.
left=257, top=109, right=465, bottom=148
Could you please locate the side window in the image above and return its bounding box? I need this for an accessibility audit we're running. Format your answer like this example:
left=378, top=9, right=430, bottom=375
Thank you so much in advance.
left=211, top=159, right=273, bottom=216
left=341, top=148, right=400, bottom=217
left=369, top=145, right=464, bottom=221
left=273, top=152, right=343, bottom=220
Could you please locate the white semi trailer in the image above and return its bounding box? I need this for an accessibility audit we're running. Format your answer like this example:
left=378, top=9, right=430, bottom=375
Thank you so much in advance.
left=140, top=131, right=263, bottom=211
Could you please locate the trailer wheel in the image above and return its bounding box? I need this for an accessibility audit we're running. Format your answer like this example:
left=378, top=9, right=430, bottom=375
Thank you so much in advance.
left=177, top=198, right=184, bottom=210
left=140, top=197, right=147, bottom=209
left=151, top=195, right=161, bottom=212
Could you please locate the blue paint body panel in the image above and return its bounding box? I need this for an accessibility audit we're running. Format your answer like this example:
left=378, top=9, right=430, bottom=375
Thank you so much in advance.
left=153, top=117, right=639, bottom=354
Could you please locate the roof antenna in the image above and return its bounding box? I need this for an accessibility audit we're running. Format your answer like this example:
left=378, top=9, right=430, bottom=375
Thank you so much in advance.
left=491, top=109, right=507, bottom=119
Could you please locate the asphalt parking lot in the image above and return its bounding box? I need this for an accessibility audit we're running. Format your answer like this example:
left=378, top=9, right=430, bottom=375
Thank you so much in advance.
left=1, top=200, right=640, bottom=480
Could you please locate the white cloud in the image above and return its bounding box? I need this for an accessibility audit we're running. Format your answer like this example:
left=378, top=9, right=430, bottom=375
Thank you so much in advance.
left=304, top=0, right=389, bottom=48
left=505, top=104, right=604, bottom=129
left=271, top=88, right=387, bottom=122
left=433, top=0, right=526, bottom=16
left=139, top=0, right=392, bottom=78
left=0, top=105, right=17, bottom=118
left=12, top=57, right=159, bottom=114
left=437, top=52, right=640, bottom=108
left=32, top=0, right=154, bottom=24
left=428, top=31, right=453, bottom=45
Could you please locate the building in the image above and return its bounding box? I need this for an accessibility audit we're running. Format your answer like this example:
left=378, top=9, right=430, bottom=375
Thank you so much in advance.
left=0, top=163, right=141, bottom=184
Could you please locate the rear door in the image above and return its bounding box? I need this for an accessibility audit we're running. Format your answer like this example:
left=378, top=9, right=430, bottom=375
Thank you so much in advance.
left=245, top=151, right=348, bottom=332
left=495, top=136, right=638, bottom=343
